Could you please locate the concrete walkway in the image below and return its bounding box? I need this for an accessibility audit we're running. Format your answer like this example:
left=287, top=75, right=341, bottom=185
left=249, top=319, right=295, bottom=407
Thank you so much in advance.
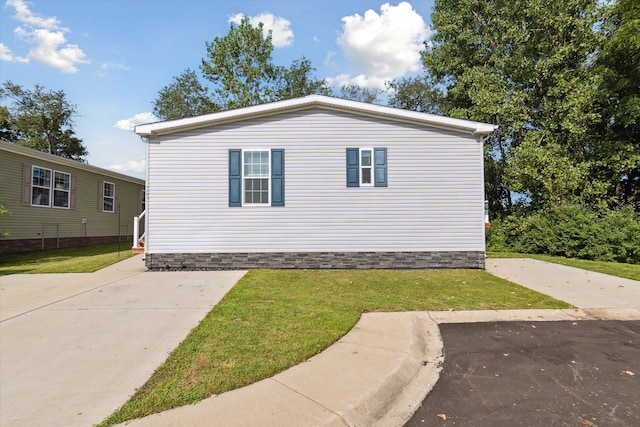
left=486, top=258, right=640, bottom=308
left=0, top=256, right=246, bottom=427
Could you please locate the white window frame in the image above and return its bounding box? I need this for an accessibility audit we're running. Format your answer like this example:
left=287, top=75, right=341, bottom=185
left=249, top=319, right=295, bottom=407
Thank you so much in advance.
left=359, top=148, right=374, bottom=187
left=31, top=166, right=52, bottom=207
left=242, top=149, right=270, bottom=206
left=52, top=170, right=71, bottom=209
left=103, top=181, right=115, bottom=213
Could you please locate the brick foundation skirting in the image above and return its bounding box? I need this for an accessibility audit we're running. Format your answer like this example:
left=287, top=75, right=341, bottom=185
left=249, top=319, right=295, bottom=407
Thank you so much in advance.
left=146, top=251, right=486, bottom=270
left=0, top=235, right=133, bottom=255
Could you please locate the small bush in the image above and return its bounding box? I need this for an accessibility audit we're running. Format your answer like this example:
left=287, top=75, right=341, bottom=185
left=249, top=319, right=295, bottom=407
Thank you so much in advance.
left=487, top=203, right=640, bottom=264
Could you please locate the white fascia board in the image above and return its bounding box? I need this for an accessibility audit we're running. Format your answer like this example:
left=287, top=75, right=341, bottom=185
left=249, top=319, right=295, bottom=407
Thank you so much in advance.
left=134, top=95, right=497, bottom=137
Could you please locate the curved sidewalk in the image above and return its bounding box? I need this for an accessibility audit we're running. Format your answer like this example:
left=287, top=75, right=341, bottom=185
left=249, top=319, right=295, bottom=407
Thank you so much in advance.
left=119, top=308, right=640, bottom=427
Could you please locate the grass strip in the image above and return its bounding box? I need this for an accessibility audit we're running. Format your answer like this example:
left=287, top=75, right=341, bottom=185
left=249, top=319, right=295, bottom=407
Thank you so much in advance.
left=100, top=268, right=569, bottom=425
left=0, top=243, right=135, bottom=275
left=487, top=252, right=640, bottom=281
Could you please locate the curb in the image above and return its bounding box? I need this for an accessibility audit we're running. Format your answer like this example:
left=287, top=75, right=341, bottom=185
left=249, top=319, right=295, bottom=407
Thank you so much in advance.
left=115, top=308, right=640, bottom=426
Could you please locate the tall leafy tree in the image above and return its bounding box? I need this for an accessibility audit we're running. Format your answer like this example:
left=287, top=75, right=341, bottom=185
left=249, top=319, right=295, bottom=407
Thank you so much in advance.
left=276, top=57, right=331, bottom=99
left=153, top=69, right=218, bottom=121
left=419, top=0, right=604, bottom=213
left=155, top=16, right=329, bottom=118
left=0, top=81, right=87, bottom=161
left=339, top=83, right=381, bottom=104
left=593, top=0, right=640, bottom=207
left=386, top=76, right=442, bottom=114
left=201, top=16, right=281, bottom=110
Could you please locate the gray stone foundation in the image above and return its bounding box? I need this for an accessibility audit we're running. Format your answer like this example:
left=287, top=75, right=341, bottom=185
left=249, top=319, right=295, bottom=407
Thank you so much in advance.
left=145, top=251, right=485, bottom=270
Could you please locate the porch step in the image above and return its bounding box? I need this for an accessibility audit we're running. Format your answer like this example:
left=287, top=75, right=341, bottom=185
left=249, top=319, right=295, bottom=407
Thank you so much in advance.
left=132, top=237, right=145, bottom=254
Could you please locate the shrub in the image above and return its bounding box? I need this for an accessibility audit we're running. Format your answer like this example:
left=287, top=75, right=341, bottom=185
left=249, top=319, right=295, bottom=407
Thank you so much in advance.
left=487, top=203, right=640, bottom=264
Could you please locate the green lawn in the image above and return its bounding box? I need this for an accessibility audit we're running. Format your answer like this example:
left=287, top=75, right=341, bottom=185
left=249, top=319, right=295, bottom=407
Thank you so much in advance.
left=488, top=252, right=640, bottom=281
left=100, top=268, right=569, bottom=426
left=0, top=243, right=135, bottom=275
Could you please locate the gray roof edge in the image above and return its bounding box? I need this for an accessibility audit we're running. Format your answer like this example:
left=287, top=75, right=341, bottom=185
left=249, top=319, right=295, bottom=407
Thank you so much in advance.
left=0, top=140, right=145, bottom=185
left=134, top=95, right=497, bottom=137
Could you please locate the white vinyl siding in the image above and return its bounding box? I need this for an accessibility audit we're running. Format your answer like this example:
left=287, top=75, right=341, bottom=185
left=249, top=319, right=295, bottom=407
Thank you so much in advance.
left=145, top=108, right=485, bottom=253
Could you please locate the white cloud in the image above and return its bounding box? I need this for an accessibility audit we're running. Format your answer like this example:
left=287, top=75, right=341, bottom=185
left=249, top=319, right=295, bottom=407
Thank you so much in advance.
left=114, top=112, right=159, bottom=131
left=229, top=13, right=293, bottom=48
left=334, top=1, right=429, bottom=89
left=7, top=0, right=62, bottom=30
left=109, top=160, right=146, bottom=174
left=3, top=0, right=88, bottom=73
left=323, top=50, right=336, bottom=68
left=0, top=42, right=28, bottom=63
left=97, top=62, right=131, bottom=77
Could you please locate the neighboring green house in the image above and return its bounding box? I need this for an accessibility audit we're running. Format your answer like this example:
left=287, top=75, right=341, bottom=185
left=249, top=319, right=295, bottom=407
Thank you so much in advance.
left=0, top=140, right=145, bottom=254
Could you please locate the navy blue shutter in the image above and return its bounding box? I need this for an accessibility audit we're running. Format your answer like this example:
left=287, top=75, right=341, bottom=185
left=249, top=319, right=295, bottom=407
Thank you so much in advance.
left=271, top=149, right=284, bottom=206
left=374, top=147, right=387, bottom=187
left=346, top=148, right=359, bottom=187
left=229, top=149, right=242, bottom=207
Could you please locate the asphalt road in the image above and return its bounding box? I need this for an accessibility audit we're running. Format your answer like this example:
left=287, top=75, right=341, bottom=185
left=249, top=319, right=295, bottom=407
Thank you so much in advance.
left=406, top=320, right=640, bottom=427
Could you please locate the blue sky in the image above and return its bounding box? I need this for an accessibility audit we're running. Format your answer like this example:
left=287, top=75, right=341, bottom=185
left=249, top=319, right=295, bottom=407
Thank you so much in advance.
left=1, top=0, right=435, bottom=179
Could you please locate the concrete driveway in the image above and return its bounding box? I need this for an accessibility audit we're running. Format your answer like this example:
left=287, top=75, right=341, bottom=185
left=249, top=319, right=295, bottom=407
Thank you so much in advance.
left=0, top=255, right=245, bottom=427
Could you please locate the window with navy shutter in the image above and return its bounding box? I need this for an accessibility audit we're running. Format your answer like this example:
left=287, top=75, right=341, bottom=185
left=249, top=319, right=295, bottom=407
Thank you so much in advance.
left=346, top=147, right=387, bottom=188
left=229, top=148, right=284, bottom=207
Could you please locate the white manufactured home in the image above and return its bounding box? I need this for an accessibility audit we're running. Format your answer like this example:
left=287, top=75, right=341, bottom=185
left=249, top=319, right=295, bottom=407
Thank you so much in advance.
left=134, top=95, right=495, bottom=270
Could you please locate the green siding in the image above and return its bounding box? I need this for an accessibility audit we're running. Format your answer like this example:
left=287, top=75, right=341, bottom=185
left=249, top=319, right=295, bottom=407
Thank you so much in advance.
left=0, top=146, right=144, bottom=241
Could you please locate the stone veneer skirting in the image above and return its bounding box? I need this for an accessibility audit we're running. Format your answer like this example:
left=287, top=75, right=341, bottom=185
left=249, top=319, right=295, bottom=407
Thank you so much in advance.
left=146, top=251, right=486, bottom=270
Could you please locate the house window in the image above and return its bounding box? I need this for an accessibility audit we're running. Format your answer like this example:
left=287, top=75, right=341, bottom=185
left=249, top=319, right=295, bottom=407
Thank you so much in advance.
left=243, top=150, right=270, bottom=205
left=360, top=148, right=373, bottom=186
left=346, top=148, right=387, bottom=188
left=28, top=166, right=73, bottom=208
left=229, top=149, right=284, bottom=207
left=31, top=166, right=51, bottom=206
left=103, top=181, right=115, bottom=212
left=53, top=171, right=71, bottom=208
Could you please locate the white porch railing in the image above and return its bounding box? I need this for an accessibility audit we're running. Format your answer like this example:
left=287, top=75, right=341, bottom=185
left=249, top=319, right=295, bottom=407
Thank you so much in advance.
left=133, top=210, right=146, bottom=250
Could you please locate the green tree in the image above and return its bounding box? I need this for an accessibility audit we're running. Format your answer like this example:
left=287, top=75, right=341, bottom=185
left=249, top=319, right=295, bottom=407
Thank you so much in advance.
left=419, top=0, right=604, bottom=214
left=201, top=16, right=280, bottom=109
left=155, top=16, right=329, bottom=118
left=153, top=69, right=219, bottom=121
left=593, top=0, right=640, bottom=207
left=339, top=83, right=381, bottom=104
left=276, top=57, right=331, bottom=99
left=0, top=81, right=87, bottom=161
left=386, top=76, right=442, bottom=114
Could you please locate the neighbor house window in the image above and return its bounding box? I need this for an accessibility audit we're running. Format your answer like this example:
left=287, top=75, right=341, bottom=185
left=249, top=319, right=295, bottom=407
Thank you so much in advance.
left=30, top=167, right=71, bottom=208
left=53, top=171, right=71, bottom=208
left=103, top=181, right=115, bottom=212
left=346, top=148, right=387, bottom=188
left=229, top=149, right=285, bottom=207
left=31, top=166, right=51, bottom=206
